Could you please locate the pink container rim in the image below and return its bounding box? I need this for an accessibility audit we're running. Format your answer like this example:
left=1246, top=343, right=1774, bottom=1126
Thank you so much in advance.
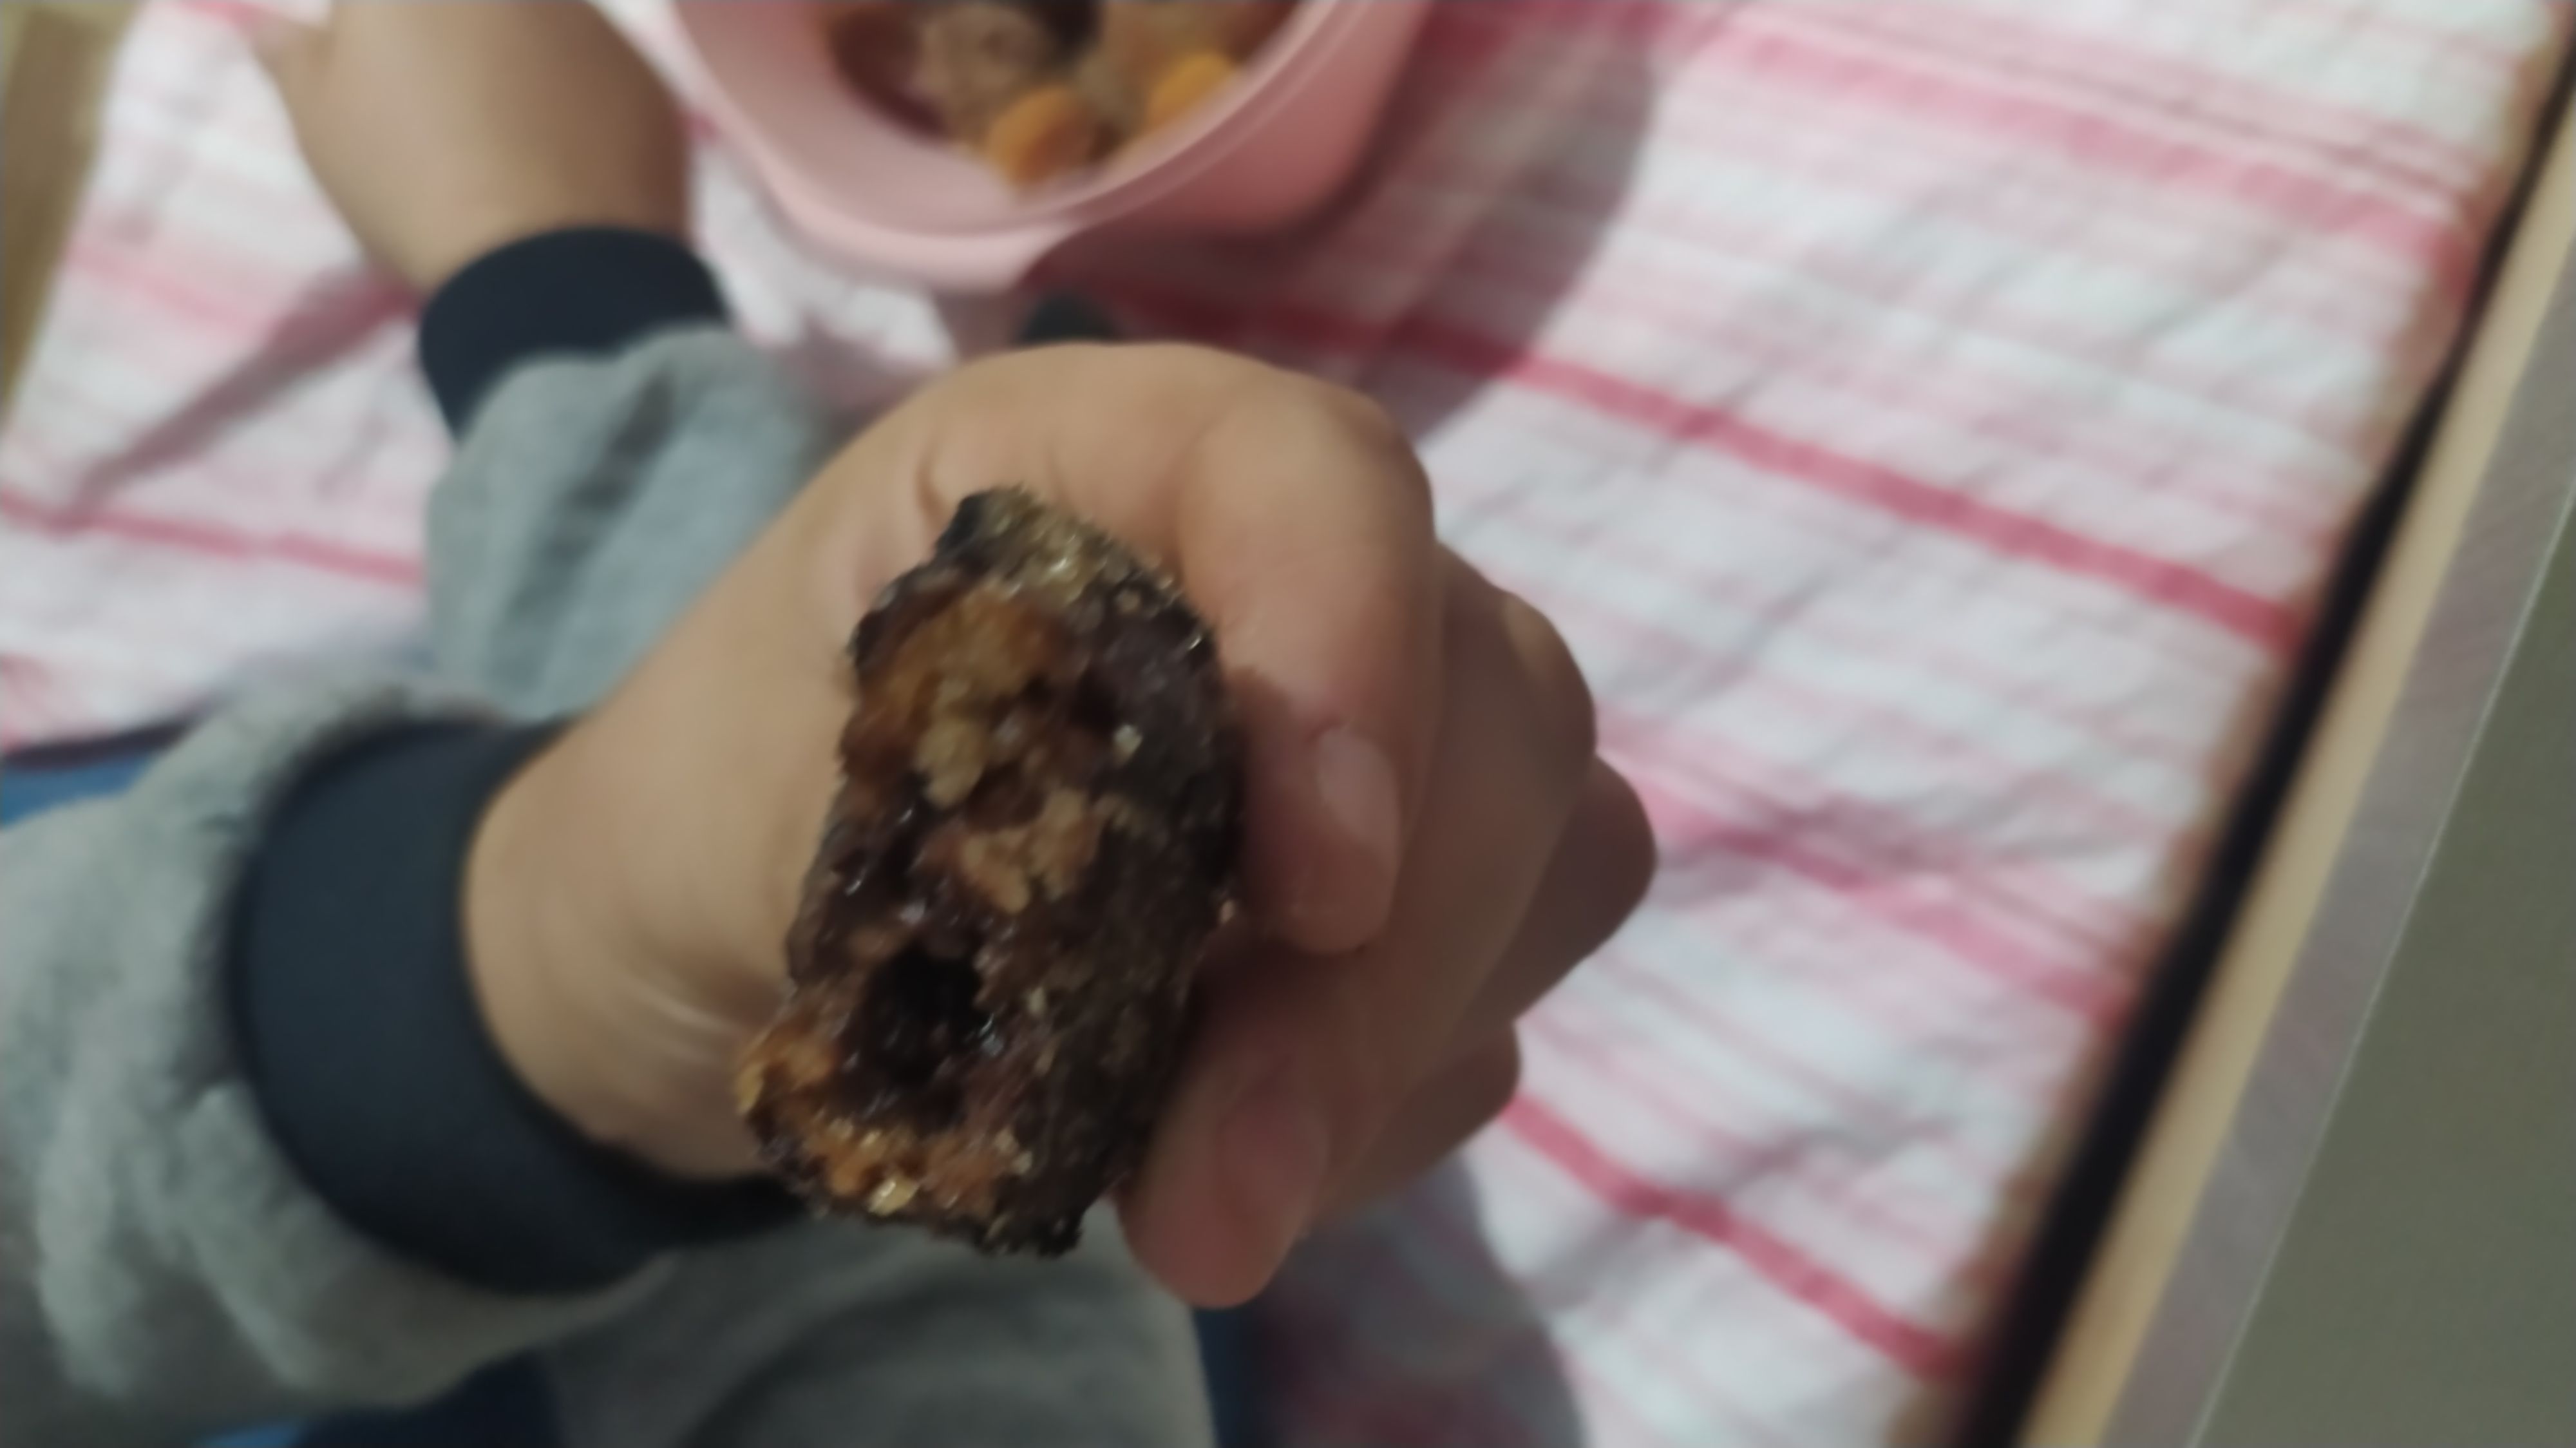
left=676, top=1, right=1431, bottom=291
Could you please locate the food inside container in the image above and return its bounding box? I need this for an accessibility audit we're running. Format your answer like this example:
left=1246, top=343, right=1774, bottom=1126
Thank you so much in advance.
left=818, top=1, right=1298, bottom=188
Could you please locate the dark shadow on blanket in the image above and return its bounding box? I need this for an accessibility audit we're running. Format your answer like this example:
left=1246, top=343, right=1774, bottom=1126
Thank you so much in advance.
left=1246, top=1161, right=1585, bottom=1448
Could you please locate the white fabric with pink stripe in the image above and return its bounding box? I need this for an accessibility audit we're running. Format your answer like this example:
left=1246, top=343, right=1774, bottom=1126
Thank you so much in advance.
left=2, top=1, right=2565, bottom=1441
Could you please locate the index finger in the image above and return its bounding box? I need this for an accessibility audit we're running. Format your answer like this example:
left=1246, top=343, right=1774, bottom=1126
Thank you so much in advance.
left=1118, top=566, right=1598, bottom=1304
left=830, top=343, right=1442, bottom=953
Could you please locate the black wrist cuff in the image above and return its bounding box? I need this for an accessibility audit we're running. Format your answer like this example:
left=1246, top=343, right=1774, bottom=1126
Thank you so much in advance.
left=419, top=227, right=729, bottom=434
left=228, top=723, right=797, bottom=1295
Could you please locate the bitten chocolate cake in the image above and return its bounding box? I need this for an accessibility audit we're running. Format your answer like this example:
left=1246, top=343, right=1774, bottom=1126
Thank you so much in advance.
left=739, top=488, right=1242, bottom=1253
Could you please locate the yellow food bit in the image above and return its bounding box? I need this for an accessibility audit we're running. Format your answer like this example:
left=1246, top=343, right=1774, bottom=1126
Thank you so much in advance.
left=1142, top=51, right=1238, bottom=136
left=981, top=83, right=1103, bottom=187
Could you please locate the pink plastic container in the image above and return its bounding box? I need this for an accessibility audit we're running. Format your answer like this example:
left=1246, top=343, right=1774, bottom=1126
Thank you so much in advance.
left=676, top=2, right=1432, bottom=292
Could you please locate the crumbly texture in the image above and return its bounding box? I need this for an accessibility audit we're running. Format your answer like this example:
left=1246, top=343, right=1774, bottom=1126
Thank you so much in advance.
left=740, top=489, right=1243, bottom=1254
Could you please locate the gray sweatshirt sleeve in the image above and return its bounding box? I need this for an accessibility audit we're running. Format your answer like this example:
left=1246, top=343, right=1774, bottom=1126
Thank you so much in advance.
left=0, top=681, right=659, bottom=1446
left=0, top=326, right=1211, bottom=1447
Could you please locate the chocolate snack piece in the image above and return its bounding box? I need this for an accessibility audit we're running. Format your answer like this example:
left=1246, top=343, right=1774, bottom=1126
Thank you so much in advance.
left=740, top=488, right=1242, bottom=1253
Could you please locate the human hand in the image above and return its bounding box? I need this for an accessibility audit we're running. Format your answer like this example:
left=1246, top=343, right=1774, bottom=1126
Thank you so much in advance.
left=464, top=345, right=1656, bottom=1305
left=258, top=2, right=688, bottom=291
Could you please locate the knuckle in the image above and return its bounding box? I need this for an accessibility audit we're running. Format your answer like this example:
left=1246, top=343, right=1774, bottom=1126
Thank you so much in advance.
left=1496, top=591, right=1597, bottom=769
left=1464, top=1033, right=1524, bottom=1125
left=1310, top=384, right=1432, bottom=506
left=1596, top=770, right=1660, bottom=918
left=1321, top=385, right=1406, bottom=453
left=1137, top=341, right=1269, bottom=385
left=1309, top=982, right=1399, bottom=1161
left=1078, top=343, right=1274, bottom=419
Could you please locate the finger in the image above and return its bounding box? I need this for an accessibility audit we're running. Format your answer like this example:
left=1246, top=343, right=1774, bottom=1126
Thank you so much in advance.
left=1323, top=1032, right=1521, bottom=1216
left=1119, top=564, right=1596, bottom=1306
left=1320, top=764, right=1650, bottom=1219
left=827, top=345, right=1443, bottom=954
left=1454, top=758, right=1656, bottom=1043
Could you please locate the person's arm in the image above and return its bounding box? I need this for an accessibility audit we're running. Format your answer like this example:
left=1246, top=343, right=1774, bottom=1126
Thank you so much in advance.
left=0, top=229, right=1216, bottom=1446
left=0, top=196, right=790, bottom=1434
left=228, top=248, right=810, bottom=1297
left=0, top=6, right=1228, bottom=1436
left=0, top=685, right=656, bottom=1447
left=241, top=235, right=1220, bottom=1448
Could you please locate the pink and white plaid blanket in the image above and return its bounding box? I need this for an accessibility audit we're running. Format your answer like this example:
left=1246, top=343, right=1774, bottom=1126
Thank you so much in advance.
left=3, top=1, right=2565, bottom=1442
